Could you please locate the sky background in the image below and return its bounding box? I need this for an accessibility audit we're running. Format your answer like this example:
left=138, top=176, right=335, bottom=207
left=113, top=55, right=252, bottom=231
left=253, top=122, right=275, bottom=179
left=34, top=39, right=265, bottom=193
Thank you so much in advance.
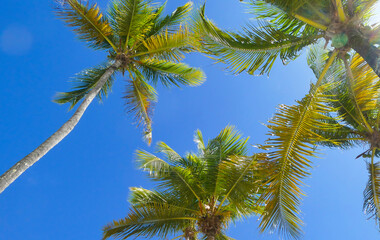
left=0, top=0, right=380, bottom=239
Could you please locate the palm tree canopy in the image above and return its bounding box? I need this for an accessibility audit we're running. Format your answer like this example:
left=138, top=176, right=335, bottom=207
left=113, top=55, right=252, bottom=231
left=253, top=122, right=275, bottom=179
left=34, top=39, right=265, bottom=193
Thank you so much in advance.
left=197, top=0, right=380, bottom=76
left=54, top=0, right=205, bottom=144
left=260, top=46, right=380, bottom=239
left=103, top=126, right=266, bottom=239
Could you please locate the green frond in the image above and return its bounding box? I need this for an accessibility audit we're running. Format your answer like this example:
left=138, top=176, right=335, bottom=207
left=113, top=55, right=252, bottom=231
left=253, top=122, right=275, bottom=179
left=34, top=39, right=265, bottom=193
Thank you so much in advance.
left=328, top=54, right=380, bottom=132
left=129, top=187, right=198, bottom=213
left=148, top=1, right=193, bottom=36
left=103, top=203, right=197, bottom=239
left=124, top=70, right=157, bottom=145
left=136, top=148, right=203, bottom=202
left=135, top=26, right=197, bottom=62
left=363, top=160, right=380, bottom=228
left=259, top=82, right=337, bottom=239
left=54, top=63, right=115, bottom=109
left=216, top=155, right=264, bottom=216
left=249, top=1, right=330, bottom=29
left=197, top=9, right=321, bottom=75
left=135, top=150, right=171, bottom=176
left=194, top=129, right=206, bottom=155
left=137, top=59, right=205, bottom=87
left=156, top=141, right=183, bottom=164
left=108, top=0, right=155, bottom=48
left=203, top=126, right=249, bottom=194
left=56, top=0, right=116, bottom=50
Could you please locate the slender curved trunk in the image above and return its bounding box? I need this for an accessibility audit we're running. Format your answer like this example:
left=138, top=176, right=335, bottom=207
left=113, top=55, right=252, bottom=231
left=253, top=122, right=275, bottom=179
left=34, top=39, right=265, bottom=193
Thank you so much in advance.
left=348, top=28, right=380, bottom=78
left=0, top=60, right=121, bottom=194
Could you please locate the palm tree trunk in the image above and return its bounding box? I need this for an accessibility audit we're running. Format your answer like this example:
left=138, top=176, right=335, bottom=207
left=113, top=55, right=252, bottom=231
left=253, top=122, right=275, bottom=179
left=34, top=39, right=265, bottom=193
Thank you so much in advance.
left=348, top=28, right=380, bottom=79
left=0, top=60, right=121, bottom=194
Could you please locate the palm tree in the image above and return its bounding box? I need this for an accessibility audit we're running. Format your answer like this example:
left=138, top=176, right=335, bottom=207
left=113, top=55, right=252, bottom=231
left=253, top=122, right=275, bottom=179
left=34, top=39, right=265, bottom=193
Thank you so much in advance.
left=198, top=0, right=380, bottom=77
left=311, top=52, right=380, bottom=230
left=0, top=0, right=205, bottom=194
left=196, top=1, right=380, bottom=238
left=256, top=48, right=380, bottom=239
left=102, top=126, right=265, bottom=240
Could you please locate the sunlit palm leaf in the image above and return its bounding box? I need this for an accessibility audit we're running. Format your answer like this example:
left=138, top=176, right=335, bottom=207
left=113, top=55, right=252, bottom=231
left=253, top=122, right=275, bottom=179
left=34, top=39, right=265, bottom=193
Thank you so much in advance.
left=129, top=187, right=199, bottom=213
left=137, top=59, right=205, bottom=87
left=103, top=203, right=197, bottom=239
left=56, top=0, right=115, bottom=50
left=363, top=161, right=380, bottom=227
left=216, top=155, right=264, bottom=216
left=136, top=150, right=204, bottom=202
left=54, top=63, right=115, bottom=109
left=259, top=82, right=337, bottom=239
left=137, top=26, right=197, bottom=62
left=197, top=8, right=321, bottom=75
left=203, top=126, right=249, bottom=195
left=148, top=1, right=193, bottom=36
left=108, top=0, right=155, bottom=48
left=124, top=70, right=157, bottom=145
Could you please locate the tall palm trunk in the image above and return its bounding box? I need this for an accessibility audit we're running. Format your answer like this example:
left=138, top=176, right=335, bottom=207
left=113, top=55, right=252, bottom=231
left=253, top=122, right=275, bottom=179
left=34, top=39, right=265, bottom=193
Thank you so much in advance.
left=348, top=28, right=380, bottom=78
left=0, top=60, right=121, bottom=194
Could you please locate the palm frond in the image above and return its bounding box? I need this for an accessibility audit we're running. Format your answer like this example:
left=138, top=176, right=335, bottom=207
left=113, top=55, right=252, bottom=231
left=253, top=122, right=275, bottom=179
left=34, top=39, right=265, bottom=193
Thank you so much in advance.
left=135, top=26, right=197, bottom=62
left=259, top=82, right=337, bottom=239
left=56, top=0, right=116, bottom=50
left=137, top=59, right=205, bottom=87
left=129, top=187, right=198, bottom=213
left=197, top=8, right=321, bottom=75
left=203, top=126, right=249, bottom=195
left=136, top=148, right=203, bottom=202
left=108, top=0, right=155, bottom=48
left=124, top=70, right=157, bottom=145
left=194, top=129, right=206, bottom=155
left=103, top=203, right=197, bottom=239
left=148, top=1, right=193, bottom=36
left=363, top=160, right=380, bottom=228
left=54, top=63, right=115, bottom=109
left=216, top=155, right=264, bottom=216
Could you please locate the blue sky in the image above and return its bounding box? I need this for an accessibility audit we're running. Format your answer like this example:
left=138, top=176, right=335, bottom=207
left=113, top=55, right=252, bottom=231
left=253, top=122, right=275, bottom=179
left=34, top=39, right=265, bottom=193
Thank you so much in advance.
left=0, top=0, right=379, bottom=239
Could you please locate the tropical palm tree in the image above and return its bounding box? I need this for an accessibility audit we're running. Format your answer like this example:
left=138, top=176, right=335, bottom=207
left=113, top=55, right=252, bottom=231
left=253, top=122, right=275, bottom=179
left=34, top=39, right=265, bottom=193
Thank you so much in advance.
left=311, top=52, right=380, bottom=230
left=0, top=0, right=205, bottom=194
left=102, top=126, right=265, bottom=240
left=257, top=48, right=380, bottom=239
left=196, top=0, right=380, bottom=238
left=198, top=0, right=380, bottom=77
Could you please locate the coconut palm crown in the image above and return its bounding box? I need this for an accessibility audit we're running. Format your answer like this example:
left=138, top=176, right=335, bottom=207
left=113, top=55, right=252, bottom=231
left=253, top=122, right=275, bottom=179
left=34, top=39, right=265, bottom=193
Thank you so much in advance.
left=0, top=0, right=205, bottom=195
left=103, top=126, right=266, bottom=240
left=55, top=0, right=205, bottom=143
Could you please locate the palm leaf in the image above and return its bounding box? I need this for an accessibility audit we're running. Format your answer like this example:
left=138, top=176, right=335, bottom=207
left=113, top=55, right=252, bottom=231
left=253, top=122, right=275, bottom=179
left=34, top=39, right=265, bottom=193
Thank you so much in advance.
left=197, top=8, right=321, bottom=75
left=259, top=82, right=337, bottom=239
left=137, top=59, right=205, bottom=87
left=203, top=126, right=249, bottom=196
left=124, top=70, right=157, bottom=145
left=103, top=203, right=197, bottom=239
left=135, top=26, right=197, bottom=62
left=56, top=0, right=116, bottom=50
left=108, top=0, right=155, bottom=48
left=54, top=63, right=115, bottom=109
left=136, top=149, right=204, bottom=202
left=363, top=160, right=380, bottom=227
left=216, top=155, right=263, bottom=216
left=148, top=1, right=193, bottom=36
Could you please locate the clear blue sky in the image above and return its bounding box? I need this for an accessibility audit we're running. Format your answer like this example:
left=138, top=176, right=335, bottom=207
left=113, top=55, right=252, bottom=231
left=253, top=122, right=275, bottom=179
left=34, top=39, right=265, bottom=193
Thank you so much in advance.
left=0, top=0, right=379, bottom=239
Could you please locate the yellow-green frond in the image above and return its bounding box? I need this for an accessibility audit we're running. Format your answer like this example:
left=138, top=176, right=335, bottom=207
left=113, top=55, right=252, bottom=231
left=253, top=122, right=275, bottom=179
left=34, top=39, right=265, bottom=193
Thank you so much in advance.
left=56, top=0, right=116, bottom=50
left=135, top=26, right=197, bottom=62
left=137, top=59, right=205, bottom=87
left=363, top=160, right=380, bottom=228
left=124, top=70, right=157, bottom=145
left=259, top=82, right=337, bottom=239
